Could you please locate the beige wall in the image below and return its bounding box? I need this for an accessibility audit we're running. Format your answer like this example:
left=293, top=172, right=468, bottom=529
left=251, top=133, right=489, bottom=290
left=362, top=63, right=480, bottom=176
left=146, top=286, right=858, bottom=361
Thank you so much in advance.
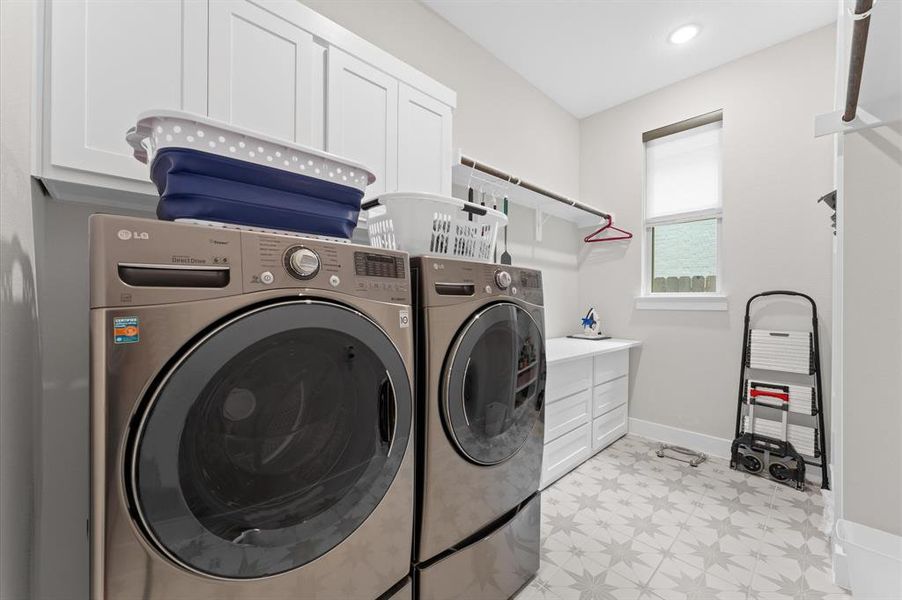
left=0, top=1, right=39, bottom=598
left=302, top=0, right=583, bottom=337
left=842, top=122, right=902, bottom=536
left=577, top=26, right=836, bottom=443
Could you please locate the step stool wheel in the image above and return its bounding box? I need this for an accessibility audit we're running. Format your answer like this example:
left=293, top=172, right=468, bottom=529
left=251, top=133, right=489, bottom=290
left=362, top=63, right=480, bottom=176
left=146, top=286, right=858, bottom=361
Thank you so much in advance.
left=769, top=462, right=791, bottom=482
left=740, top=452, right=763, bottom=474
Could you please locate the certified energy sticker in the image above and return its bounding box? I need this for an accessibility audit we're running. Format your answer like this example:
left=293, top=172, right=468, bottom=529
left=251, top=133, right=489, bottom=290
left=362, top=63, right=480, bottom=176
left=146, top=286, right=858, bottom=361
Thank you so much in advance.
left=113, top=317, right=140, bottom=344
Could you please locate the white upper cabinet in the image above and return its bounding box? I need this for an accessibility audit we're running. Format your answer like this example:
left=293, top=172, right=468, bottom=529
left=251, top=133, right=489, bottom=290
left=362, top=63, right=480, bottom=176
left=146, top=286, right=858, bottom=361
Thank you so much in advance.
left=42, top=0, right=206, bottom=199
left=209, top=0, right=325, bottom=149
left=38, top=0, right=456, bottom=204
left=398, top=84, right=453, bottom=195
left=327, top=48, right=399, bottom=197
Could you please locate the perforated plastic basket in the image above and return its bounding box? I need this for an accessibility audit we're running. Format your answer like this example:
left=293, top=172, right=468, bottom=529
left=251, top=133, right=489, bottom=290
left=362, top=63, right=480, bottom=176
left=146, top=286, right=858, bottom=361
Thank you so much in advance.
left=127, top=110, right=374, bottom=191
left=126, top=110, right=375, bottom=238
left=364, top=193, right=507, bottom=261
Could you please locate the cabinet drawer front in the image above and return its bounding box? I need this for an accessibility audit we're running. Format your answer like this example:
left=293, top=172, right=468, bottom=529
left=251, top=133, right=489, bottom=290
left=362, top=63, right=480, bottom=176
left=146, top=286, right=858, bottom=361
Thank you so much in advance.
left=541, top=423, right=591, bottom=489
left=592, top=404, right=628, bottom=451
left=545, top=389, right=590, bottom=443
left=546, top=358, right=592, bottom=403
left=593, top=376, right=628, bottom=418
left=594, top=351, right=629, bottom=385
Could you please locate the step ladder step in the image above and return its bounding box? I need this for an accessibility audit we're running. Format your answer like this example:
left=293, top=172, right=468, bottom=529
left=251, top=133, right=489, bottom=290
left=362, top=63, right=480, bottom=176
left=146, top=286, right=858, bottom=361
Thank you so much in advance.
left=748, top=329, right=813, bottom=374
left=742, top=416, right=817, bottom=457
left=747, top=380, right=815, bottom=415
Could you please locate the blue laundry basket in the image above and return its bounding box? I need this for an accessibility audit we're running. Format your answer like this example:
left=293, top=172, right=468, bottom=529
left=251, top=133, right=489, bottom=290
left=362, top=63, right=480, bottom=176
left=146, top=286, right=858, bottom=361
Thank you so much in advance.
left=150, top=148, right=364, bottom=238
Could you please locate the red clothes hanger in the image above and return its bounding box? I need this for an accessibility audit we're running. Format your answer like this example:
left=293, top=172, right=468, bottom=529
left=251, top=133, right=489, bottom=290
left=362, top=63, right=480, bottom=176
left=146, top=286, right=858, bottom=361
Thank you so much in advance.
left=584, top=216, right=633, bottom=243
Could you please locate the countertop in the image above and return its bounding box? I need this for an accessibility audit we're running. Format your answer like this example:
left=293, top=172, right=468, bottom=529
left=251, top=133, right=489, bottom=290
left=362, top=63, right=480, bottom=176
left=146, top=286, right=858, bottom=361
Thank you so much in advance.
left=545, top=337, right=641, bottom=365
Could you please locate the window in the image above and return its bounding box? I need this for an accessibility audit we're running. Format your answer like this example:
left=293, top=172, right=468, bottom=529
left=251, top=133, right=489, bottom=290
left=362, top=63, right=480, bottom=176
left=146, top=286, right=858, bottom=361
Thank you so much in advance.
left=640, top=112, right=724, bottom=309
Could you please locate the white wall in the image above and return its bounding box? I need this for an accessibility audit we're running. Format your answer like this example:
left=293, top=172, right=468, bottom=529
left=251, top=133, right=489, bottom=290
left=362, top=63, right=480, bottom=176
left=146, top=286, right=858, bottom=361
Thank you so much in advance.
left=0, top=4, right=120, bottom=598
left=830, top=0, right=902, bottom=543
left=578, top=26, right=836, bottom=443
left=302, top=0, right=583, bottom=337
left=0, top=1, right=39, bottom=598
left=841, top=122, right=902, bottom=536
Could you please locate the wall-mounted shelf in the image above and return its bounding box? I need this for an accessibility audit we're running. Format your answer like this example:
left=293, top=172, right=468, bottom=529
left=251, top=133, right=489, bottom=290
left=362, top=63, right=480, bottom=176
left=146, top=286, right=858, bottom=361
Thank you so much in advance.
left=451, top=151, right=609, bottom=238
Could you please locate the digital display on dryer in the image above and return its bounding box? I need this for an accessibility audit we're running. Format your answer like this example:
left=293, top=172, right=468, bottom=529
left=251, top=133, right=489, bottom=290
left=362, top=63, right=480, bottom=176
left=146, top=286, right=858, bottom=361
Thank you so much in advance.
left=519, top=271, right=541, bottom=288
left=354, top=252, right=406, bottom=279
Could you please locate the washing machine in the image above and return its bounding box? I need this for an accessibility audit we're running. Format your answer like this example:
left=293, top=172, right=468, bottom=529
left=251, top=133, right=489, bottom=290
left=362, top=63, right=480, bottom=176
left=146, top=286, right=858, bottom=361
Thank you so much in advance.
left=410, top=257, right=545, bottom=600
left=90, top=215, right=415, bottom=599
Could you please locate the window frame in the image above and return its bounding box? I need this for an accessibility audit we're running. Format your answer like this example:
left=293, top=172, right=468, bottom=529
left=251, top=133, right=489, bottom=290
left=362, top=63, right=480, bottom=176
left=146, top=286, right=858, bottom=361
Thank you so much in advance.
left=638, top=112, right=727, bottom=311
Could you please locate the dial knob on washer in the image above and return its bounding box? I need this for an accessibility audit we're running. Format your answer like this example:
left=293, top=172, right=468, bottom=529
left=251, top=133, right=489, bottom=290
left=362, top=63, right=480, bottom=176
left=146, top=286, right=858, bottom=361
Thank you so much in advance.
left=494, top=269, right=512, bottom=289
left=285, top=246, right=320, bottom=279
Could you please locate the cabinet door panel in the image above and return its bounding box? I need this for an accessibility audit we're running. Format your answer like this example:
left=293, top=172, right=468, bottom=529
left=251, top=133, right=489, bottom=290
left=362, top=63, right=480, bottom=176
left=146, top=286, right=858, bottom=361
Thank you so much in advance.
left=398, top=84, right=452, bottom=195
left=209, top=0, right=324, bottom=148
left=327, top=48, right=398, bottom=196
left=541, top=423, right=591, bottom=489
left=49, top=0, right=206, bottom=181
left=594, top=350, right=629, bottom=385
left=545, top=358, right=592, bottom=404
left=545, top=389, right=590, bottom=443
left=592, top=376, right=628, bottom=418
left=592, top=404, right=628, bottom=452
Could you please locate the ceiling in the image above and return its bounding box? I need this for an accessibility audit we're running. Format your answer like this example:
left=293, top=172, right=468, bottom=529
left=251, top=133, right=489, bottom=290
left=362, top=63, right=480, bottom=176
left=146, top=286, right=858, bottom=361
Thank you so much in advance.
left=422, top=0, right=838, bottom=118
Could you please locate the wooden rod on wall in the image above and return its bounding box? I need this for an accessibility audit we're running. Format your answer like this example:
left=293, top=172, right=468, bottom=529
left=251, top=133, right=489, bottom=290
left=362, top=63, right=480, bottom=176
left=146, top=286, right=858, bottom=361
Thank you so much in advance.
left=459, top=155, right=611, bottom=221
left=843, top=0, right=874, bottom=122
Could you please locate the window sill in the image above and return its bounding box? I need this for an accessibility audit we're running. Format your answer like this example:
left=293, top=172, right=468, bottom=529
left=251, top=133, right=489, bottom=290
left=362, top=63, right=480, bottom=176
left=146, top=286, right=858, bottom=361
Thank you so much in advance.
left=635, top=294, right=728, bottom=311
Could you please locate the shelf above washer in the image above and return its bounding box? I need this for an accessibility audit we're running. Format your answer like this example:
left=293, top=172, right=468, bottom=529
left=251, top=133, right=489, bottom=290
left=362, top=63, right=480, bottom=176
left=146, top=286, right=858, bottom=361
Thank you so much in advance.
left=451, top=151, right=609, bottom=230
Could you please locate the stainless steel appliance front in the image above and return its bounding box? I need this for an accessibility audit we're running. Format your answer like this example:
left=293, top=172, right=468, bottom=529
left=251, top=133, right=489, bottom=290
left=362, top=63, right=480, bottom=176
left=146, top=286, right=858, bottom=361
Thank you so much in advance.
left=90, top=215, right=415, bottom=599
left=412, top=256, right=546, bottom=570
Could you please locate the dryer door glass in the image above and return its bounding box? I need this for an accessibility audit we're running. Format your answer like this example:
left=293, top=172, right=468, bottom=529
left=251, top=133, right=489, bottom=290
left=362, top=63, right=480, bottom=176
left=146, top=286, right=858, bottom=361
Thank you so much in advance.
left=129, top=301, right=412, bottom=579
left=444, top=303, right=545, bottom=465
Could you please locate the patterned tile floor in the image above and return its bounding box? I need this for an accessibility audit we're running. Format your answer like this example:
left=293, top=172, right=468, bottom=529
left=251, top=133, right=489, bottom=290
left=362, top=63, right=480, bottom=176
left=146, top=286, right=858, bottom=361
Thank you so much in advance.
left=516, top=435, right=850, bottom=600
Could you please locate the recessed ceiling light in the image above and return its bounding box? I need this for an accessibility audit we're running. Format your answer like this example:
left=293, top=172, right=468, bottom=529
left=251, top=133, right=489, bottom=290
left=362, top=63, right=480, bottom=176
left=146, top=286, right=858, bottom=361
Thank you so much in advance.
left=669, top=24, right=700, bottom=45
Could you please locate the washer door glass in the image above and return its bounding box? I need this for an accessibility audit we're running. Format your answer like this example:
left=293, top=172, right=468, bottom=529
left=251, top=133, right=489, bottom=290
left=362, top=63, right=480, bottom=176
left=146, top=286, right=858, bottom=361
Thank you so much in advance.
left=129, top=301, right=411, bottom=579
left=444, top=303, right=545, bottom=465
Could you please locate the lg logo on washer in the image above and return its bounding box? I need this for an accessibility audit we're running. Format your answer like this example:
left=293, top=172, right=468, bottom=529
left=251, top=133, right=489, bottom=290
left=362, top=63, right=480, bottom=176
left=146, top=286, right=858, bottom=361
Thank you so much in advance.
left=117, top=229, right=150, bottom=241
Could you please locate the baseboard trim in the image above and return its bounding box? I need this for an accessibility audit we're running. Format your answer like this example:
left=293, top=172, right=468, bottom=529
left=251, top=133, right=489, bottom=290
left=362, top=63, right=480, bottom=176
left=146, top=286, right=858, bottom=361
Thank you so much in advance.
left=831, top=544, right=851, bottom=590
left=628, top=417, right=733, bottom=459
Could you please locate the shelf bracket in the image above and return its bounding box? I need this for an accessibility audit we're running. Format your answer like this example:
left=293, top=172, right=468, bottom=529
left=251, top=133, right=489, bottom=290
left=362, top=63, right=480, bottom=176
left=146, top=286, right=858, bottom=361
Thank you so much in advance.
left=535, top=208, right=551, bottom=242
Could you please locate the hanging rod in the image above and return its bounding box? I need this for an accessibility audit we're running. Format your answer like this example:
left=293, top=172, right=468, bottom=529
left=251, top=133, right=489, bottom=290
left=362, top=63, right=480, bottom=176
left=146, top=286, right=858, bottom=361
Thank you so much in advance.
left=459, top=155, right=610, bottom=221
left=843, top=0, right=874, bottom=122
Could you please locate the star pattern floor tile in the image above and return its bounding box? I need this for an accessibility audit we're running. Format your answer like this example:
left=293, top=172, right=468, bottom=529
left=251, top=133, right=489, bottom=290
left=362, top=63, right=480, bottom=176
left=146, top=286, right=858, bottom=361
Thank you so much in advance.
left=515, top=435, right=850, bottom=600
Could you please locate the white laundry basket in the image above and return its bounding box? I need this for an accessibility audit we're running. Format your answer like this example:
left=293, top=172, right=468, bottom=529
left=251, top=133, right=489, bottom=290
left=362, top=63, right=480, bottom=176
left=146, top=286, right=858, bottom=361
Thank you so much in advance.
left=836, top=519, right=902, bottom=599
left=127, top=109, right=374, bottom=192
left=364, top=192, right=507, bottom=262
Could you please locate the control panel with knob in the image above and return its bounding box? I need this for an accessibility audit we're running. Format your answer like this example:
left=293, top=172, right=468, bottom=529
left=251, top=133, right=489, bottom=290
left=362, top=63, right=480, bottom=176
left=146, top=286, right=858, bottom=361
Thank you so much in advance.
left=494, top=269, right=512, bottom=290
left=284, top=246, right=320, bottom=280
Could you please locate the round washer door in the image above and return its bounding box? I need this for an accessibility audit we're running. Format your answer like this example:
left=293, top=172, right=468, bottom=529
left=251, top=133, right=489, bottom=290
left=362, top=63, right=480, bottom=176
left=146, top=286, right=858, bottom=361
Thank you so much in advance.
left=443, top=302, right=545, bottom=465
left=128, top=300, right=412, bottom=579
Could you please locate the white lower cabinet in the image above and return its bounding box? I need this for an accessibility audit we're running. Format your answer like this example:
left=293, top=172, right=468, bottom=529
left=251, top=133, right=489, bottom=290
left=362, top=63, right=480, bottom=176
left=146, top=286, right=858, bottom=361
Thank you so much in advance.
left=545, top=389, right=591, bottom=443
left=541, top=423, right=592, bottom=489
left=545, top=357, right=593, bottom=402
left=541, top=347, right=632, bottom=489
left=592, top=404, right=628, bottom=451
left=593, top=376, right=627, bottom=417
left=594, top=351, right=629, bottom=385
